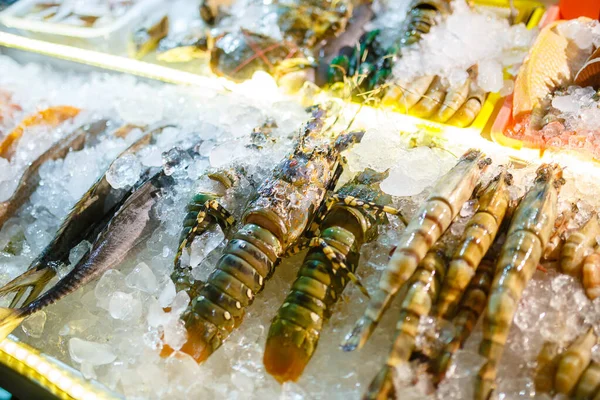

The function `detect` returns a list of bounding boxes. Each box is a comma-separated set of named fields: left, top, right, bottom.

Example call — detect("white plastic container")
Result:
left=0, top=0, right=163, bottom=54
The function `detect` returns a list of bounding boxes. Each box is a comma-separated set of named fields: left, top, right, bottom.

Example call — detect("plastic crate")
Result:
left=0, top=0, right=161, bottom=54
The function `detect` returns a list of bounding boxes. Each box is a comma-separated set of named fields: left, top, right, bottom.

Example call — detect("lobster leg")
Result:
left=309, top=237, right=369, bottom=297
left=324, top=194, right=408, bottom=225
left=174, top=199, right=236, bottom=267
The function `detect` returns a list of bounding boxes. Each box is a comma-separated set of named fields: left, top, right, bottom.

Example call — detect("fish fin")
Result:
left=0, top=267, right=55, bottom=308
left=363, top=365, right=396, bottom=400
left=341, top=315, right=377, bottom=352
left=0, top=307, right=25, bottom=341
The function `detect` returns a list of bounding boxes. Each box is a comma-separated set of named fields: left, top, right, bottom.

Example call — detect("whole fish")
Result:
left=0, top=124, right=172, bottom=308
left=0, top=119, right=110, bottom=229
left=0, top=170, right=175, bottom=340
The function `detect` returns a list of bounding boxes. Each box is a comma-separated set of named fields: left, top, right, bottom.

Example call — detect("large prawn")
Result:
left=342, top=149, right=490, bottom=351
left=434, top=170, right=512, bottom=320
left=476, top=164, right=564, bottom=400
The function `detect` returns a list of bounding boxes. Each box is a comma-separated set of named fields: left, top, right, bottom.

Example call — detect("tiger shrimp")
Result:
left=561, top=213, right=600, bottom=277
left=430, top=257, right=495, bottom=385
left=556, top=328, right=597, bottom=395
left=476, top=164, right=564, bottom=400
left=342, top=149, right=490, bottom=352
left=364, top=242, right=449, bottom=399
left=583, top=247, right=600, bottom=300
left=434, top=170, right=512, bottom=320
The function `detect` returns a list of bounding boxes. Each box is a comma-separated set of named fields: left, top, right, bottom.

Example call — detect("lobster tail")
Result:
left=263, top=322, right=312, bottom=383
left=265, top=225, right=360, bottom=382
left=179, top=223, right=281, bottom=362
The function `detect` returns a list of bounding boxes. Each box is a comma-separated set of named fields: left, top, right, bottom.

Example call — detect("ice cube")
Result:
left=68, top=240, right=91, bottom=266
left=552, top=95, right=580, bottom=114
left=169, top=291, right=190, bottom=317
left=477, top=60, right=504, bottom=93
left=162, top=147, right=192, bottom=177
left=189, top=225, right=225, bottom=268
left=80, top=362, right=96, bottom=380
left=164, top=319, right=188, bottom=351
left=147, top=298, right=170, bottom=328
left=165, top=351, right=203, bottom=388
left=21, top=311, right=47, bottom=338
left=69, top=338, right=116, bottom=366
left=126, top=262, right=158, bottom=294
left=108, top=291, right=142, bottom=321
left=143, top=330, right=163, bottom=351
left=95, top=270, right=127, bottom=310
left=158, top=279, right=177, bottom=308
left=106, top=154, right=143, bottom=189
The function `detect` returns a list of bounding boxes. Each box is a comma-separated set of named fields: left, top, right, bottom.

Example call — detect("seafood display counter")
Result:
left=4, top=1, right=600, bottom=400
left=0, top=0, right=552, bottom=135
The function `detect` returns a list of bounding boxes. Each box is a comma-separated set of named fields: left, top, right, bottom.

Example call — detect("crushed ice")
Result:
left=3, top=48, right=600, bottom=400
left=392, top=0, right=537, bottom=94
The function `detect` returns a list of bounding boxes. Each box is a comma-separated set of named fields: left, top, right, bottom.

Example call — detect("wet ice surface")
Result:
left=392, top=0, right=537, bottom=94
left=3, top=55, right=600, bottom=400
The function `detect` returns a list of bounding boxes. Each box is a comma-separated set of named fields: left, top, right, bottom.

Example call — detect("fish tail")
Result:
left=0, top=307, right=25, bottom=341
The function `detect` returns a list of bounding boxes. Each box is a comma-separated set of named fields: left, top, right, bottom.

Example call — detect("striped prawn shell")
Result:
left=389, top=242, right=448, bottom=365
left=365, top=243, right=448, bottom=400
left=534, top=341, right=562, bottom=394
left=561, top=213, right=600, bottom=277
left=264, top=172, right=390, bottom=382
left=555, top=328, right=597, bottom=395
left=431, top=257, right=495, bottom=385
left=476, top=164, right=563, bottom=400
left=435, top=171, right=511, bottom=320
left=402, top=0, right=451, bottom=46
left=574, top=360, right=600, bottom=399
left=364, top=149, right=488, bottom=331
left=177, top=111, right=361, bottom=363
left=583, top=250, right=600, bottom=300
